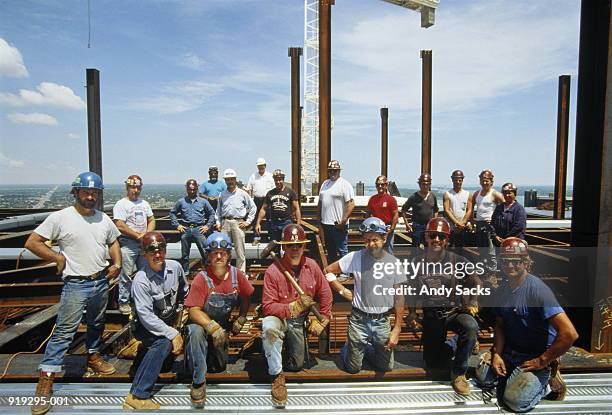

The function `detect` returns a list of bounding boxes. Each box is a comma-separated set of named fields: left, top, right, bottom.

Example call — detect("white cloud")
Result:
left=180, top=52, right=207, bottom=71
left=0, top=152, right=25, bottom=168
left=7, top=112, right=58, bottom=125
left=0, top=82, right=86, bottom=109
left=126, top=81, right=223, bottom=114
left=67, top=132, right=79, bottom=140
left=0, top=38, right=28, bottom=77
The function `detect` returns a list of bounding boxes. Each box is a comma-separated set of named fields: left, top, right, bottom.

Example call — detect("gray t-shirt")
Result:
left=339, top=249, right=406, bottom=314
left=34, top=206, right=120, bottom=277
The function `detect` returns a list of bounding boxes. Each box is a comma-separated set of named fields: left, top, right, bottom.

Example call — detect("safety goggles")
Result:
left=359, top=222, right=387, bottom=233
left=500, top=258, right=524, bottom=266
left=144, top=244, right=166, bottom=254
left=208, top=240, right=231, bottom=250
left=426, top=232, right=447, bottom=241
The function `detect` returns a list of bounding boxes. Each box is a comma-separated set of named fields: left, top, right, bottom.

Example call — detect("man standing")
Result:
left=246, top=158, right=275, bottom=225
left=366, top=175, right=398, bottom=254
left=216, top=169, right=256, bottom=272
left=123, top=232, right=188, bottom=410
left=25, top=172, right=121, bottom=415
left=199, top=166, right=227, bottom=211
left=471, top=170, right=504, bottom=273
left=324, top=217, right=405, bottom=374
left=113, top=174, right=156, bottom=315
left=318, top=160, right=355, bottom=263
left=262, top=224, right=332, bottom=407
left=475, top=238, right=578, bottom=412
left=184, top=232, right=254, bottom=407
left=492, top=182, right=527, bottom=243
left=255, top=169, right=301, bottom=244
left=169, top=179, right=216, bottom=273
left=407, top=217, right=481, bottom=396
left=443, top=170, right=473, bottom=249
left=401, top=173, right=439, bottom=248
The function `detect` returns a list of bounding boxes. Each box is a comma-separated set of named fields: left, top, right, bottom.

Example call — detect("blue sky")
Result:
left=0, top=0, right=580, bottom=187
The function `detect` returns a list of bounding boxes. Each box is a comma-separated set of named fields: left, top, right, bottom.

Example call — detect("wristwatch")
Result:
left=339, top=288, right=347, bottom=297
left=111, top=263, right=122, bottom=270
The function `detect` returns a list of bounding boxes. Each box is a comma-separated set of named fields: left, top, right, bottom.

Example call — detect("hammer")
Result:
left=260, top=242, right=324, bottom=322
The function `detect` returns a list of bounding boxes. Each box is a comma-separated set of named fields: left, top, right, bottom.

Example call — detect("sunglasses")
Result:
left=144, top=245, right=166, bottom=254
left=359, top=222, right=386, bottom=233
left=208, top=240, right=231, bottom=250
left=500, top=258, right=523, bottom=266
left=375, top=183, right=388, bottom=187
left=426, top=232, right=447, bottom=241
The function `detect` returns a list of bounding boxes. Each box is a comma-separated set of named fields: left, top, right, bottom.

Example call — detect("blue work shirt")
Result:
left=199, top=179, right=227, bottom=198
left=492, top=201, right=527, bottom=239
left=169, top=196, right=216, bottom=228
left=216, top=188, right=256, bottom=225
left=132, top=259, right=188, bottom=340
left=495, top=274, right=564, bottom=356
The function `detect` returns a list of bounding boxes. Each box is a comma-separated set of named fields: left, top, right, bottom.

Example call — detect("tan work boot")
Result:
left=118, top=304, right=132, bottom=315
left=122, top=393, right=161, bottom=410
left=31, top=371, right=54, bottom=415
left=451, top=372, right=471, bottom=396
left=190, top=382, right=206, bottom=407
left=547, top=358, right=566, bottom=401
left=271, top=372, right=288, bottom=407
left=87, top=352, right=117, bottom=375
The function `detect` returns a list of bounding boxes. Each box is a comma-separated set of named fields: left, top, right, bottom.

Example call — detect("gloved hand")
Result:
left=231, top=315, right=247, bottom=335
left=463, top=306, right=479, bottom=317
left=288, top=294, right=315, bottom=318
left=404, top=311, right=422, bottom=331
left=205, top=320, right=227, bottom=349
left=308, top=318, right=330, bottom=336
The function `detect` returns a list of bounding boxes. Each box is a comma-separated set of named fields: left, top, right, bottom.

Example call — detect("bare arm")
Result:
left=443, top=192, right=460, bottom=226
left=292, top=200, right=302, bottom=223
left=25, top=232, right=65, bottom=274
left=106, top=239, right=122, bottom=279
left=341, top=199, right=355, bottom=225
left=521, top=312, right=578, bottom=372
left=188, top=306, right=214, bottom=328
left=462, top=192, right=474, bottom=225
left=147, top=215, right=156, bottom=232
left=493, top=190, right=505, bottom=204
left=385, top=283, right=405, bottom=350
left=114, top=219, right=142, bottom=240
left=389, top=209, right=399, bottom=233
left=255, top=203, right=269, bottom=233
left=238, top=295, right=250, bottom=318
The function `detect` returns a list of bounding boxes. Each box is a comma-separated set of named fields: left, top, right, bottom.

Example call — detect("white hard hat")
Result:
left=256, top=158, right=266, bottom=166
left=223, top=168, right=237, bottom=178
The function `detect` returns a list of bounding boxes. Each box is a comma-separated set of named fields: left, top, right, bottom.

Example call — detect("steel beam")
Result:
left=381, top=108, right=389, bottom=177
left=318, top=0, right=334, bottom=187
left=554, top=75, right=571, bottom=220
left=86, top=68, right=103, bottom=210
left=289, top=47, right=303, bottom=198
left=420, top=50, right=432, bottom=175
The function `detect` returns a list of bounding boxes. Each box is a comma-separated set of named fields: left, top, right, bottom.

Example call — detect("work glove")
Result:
left=231, top=315, right=247, bottom=335
left=308, top=317, right=330, bottom=337
left=288, top=294, right=315, bottom=318
left=205, top=320, right=227, bottom=349
left=404, top=311, right=422, bottom=331
left=463, top=305, right=479, bottom=317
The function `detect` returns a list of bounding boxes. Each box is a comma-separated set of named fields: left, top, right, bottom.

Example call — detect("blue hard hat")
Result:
left=71, top=171, right=104, bottom=190
left=205, top=232, right=233, bottom=252
left=359, top=217, right=388, bottom=235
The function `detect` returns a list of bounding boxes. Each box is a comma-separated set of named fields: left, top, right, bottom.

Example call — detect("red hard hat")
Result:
left=277, top=224, right=308, bottom=245
left=425, top=217, right=451, bottom=235
left=500, top=237, right=529, bottom=258
left=479, top=169, right=494, bottom=179
left=451, top=170, right=465, bottom=179
left=141, top=232, right=167, bottom=252
left=418, top=173, right=432, bottom=183
left=125, top=174, right=143, bottom=187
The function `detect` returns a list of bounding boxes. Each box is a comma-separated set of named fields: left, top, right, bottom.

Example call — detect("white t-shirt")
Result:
left=113, top=197, right=153, bottom=234
left=319, top=177, right=355, bottom=225
left=445, top=189, right=470, bottom=221
left=34, top=206, right=120, bottom=277
left=246, top=171, right=275, bottom=198
left=339, top=249, right=406, bottom=314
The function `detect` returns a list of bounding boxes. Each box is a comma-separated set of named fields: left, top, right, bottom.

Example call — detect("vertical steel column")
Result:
left=318, top=0, right=334, bottom=187
left=554, top=75, right=571, bottom=220
left=421, top=50, right=432, bottom=175
left=289, top=47, right=303, bottom=198
left=86, top=68, right=103, bottom=210
left=381, top=108, right=389, bottom=177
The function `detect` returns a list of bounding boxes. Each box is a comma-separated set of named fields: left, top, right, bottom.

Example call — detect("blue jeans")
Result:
left=118, top=237, right=143, bottom=305
left=411, top=223, right=426, bottom=248
left=39, top=276, right=109, bottom=373
left=341, top=310, right=393, bottom=373
left=476, top=349, right=551, bottom=412
left=270, top=219, right=293, bottom=245
left=322, top=223, right=348, bottom=263
left=180, top=226, right=208, bottom=273
left=384, top=231, right=395, bottom=254
left=476, top=221, right=497, bottom=272
left=262, top=316, right=307, bottom=376
left=185, top=324, right=229, bottom=385
left=130, top=326, right=172, bottom=399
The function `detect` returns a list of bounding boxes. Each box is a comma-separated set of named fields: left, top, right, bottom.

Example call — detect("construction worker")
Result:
left=123, top=232, right=188, bottom=410
left=113, top=174, right=156, bottom=315
left=183, top=232, right=254, bottom=407
left=318, top=160, right=355, bottom=263
left=25, top=172, right=121, bottom=415
left=406, top=217, right=481, bottom=396
left=246, top=157, right=275, bottom=226
left=324, top=217, right=405, bottom=374
left=471, top=170, right=504, bottom=273
left=366, top=175, right=399, bottom=254
left=216, top=168, right=256, bottom=272
left=401, top=173, right=439, bottom=249
left=442, top=170, right=473, bottom=249
left=199, top=166, right=227, bottom=211
left=169, top=179, right=216, bottom=273
left=262, top=224, right=333, bottom=407
left=492, top=182, right=527, bottom=243
left=255, top=169, right=301, bottom=244
left=475, top=238, right=578, bottom=412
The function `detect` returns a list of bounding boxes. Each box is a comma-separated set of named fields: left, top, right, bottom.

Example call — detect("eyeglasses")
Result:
left=375, top=183, right=387, bottom=187
left=500, top=258, right=523, bottom=266
left=144, top=245, right=166, bottom=253
left=359, top=222, right=386, bottom=233
left=426, top=232, right=447, bottom=241
left=208, top=240, right=231, bottom=250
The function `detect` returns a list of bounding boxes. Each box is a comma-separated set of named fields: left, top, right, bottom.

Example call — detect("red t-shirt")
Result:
left=184, top=266, right=254, bottom=308
left=367, top=193, right=398, bottom=224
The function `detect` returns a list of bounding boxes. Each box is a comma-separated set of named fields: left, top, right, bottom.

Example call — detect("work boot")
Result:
left=190, top=382, right=206, bottom=407
left=271, top=372, right=288, bottom=407
left=31, top=371, right=54, bottom=415
left=118, top=303, right=132, bottom=315
left=122, top=393, right=161, bottom=410
left=450, top=372, right=471, bottom=396
left=87, top=352, right=116, bottom=375
left=547, top=358, right=566, bottom=401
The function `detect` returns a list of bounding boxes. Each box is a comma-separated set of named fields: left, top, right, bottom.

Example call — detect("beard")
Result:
left=77, top=197, right=96, bottom=209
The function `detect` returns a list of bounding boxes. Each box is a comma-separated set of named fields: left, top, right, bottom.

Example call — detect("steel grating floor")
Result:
left=0, top=373, right=610, bottom=414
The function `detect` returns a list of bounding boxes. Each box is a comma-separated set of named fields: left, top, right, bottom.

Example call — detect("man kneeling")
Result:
left=124, top=232, right=188, bottom=410
left=262, top=224, right=332, bottom=407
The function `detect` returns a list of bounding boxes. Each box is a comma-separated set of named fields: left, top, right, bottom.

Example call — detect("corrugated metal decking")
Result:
left=0, top=373, right=610, bottom=414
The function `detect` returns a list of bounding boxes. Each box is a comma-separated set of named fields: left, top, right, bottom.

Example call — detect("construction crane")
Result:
left=301, top=0, right=439, bottom=194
